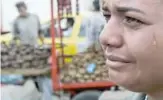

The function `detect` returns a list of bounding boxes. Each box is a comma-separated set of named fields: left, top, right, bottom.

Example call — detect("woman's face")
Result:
left=100, top=0, right=163, bottom=93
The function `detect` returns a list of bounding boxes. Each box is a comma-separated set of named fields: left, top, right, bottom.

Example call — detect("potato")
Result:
left=83, top=75, right=89, bottom=80
left=78, top=79, right=85, bottom=83
left=55, top=44, right=108, bottom=83
left=64, top=76, right=72, bottom=83
left=79, top=68, right=85, bottom=74
left=69, top=69, right=77, bottom=77
left=94, top=70, right=101, bottom=75
left=95, top=77, right=101, bottom=81
left=22, top=62, right=31, bottom=68
left=85, top=79, right=93, bottom=83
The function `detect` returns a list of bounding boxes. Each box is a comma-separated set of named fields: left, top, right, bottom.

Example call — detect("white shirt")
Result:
left=13, top=13, right=41, bottom=46
left=83, top=12, right=106, bottom=46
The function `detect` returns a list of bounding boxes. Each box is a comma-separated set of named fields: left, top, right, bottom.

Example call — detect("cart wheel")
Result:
left=72, top=90, right=102, bottom=100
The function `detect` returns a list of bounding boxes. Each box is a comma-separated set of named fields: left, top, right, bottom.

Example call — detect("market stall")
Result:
left=50, top=0, right=115, bottom=99
left=1, top=42, right=52, bottom=100
left=1, top=0, right=115, bottom=100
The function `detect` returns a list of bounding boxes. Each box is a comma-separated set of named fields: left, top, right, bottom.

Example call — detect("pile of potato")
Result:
left=1, top=42, right=51, bottom=69
left=60, top=45, right=108, bottom=83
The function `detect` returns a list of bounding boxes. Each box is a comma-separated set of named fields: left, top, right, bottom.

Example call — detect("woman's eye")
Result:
left=103, top=14, right=111, bottom=22
left=123, top=16, right=144, bottom=28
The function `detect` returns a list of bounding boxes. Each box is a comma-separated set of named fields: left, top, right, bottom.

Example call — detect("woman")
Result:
left=99, top=0, right=163, bottom=100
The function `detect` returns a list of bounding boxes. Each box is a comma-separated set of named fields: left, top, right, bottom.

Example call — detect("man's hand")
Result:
left=12, top=36, right=19, bottom=44
left=39, top=34, right=44, bottom=44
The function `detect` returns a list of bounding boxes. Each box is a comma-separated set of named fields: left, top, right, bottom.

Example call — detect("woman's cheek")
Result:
left=125, top=30, right=154, bottom=63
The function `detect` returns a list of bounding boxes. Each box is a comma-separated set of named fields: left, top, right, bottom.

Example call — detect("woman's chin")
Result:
left=109, top=69, right=143, bottom=92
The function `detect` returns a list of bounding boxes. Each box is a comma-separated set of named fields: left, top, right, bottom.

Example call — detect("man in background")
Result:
left=13, top=1, right=44, bottom=46
left=77, top=0, right=105, bottom=52
left=12, top=2, right=53, bottom=100
left=84, top=0, right=106, bottom=50
left=63, top=18, right=74, bottom=37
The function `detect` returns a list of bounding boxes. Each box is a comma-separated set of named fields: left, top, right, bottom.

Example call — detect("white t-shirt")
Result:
left=84, top=12, right=106, bottom=46
left=13, top=13, right=41, bottom=46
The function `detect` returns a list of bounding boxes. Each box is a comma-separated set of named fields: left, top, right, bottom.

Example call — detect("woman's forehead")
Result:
left=101, top=0, right=163, bottom=19
left=101, top=0, right=162, bottom=9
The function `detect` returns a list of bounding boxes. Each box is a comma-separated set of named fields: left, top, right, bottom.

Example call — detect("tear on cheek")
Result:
left=152, top=33, right=157, bottom=47
left=152, top=32, right=163, bottom=55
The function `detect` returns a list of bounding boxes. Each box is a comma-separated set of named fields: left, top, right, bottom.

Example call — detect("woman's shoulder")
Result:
left=125, top=93, right=146, bottom=100
left=99, top=91, right=146, bottom=100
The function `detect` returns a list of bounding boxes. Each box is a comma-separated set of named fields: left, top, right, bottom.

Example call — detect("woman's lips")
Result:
left=105, top=54, right=134, bottom=70
left=107, top=55, right=132, bottom=63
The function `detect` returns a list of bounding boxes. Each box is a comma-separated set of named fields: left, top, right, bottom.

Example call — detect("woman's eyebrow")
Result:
left=116, top=6, right=146, bottom=15
left=101, top=5, right=145, bottom=15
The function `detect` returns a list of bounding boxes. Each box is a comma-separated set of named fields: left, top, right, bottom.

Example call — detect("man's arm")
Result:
left=12, top=19, right=20, bottom=41
left=85, top=18, right=95, bottom=46
left=36, top=15, right=44, bottom=44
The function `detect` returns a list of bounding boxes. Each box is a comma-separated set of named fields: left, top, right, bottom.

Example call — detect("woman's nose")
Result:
left=99, top=19, right=124, bottom=49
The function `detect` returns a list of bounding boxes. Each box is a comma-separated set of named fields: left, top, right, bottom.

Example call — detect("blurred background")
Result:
left=1, top=0, right=134, bottom=100
left=1, top=0, right=94, bottom=31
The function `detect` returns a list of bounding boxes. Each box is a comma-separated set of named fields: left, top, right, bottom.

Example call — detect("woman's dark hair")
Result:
left=93, top=0, right=100, bottom=11
left=15, top=1, right=27, bottom=9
